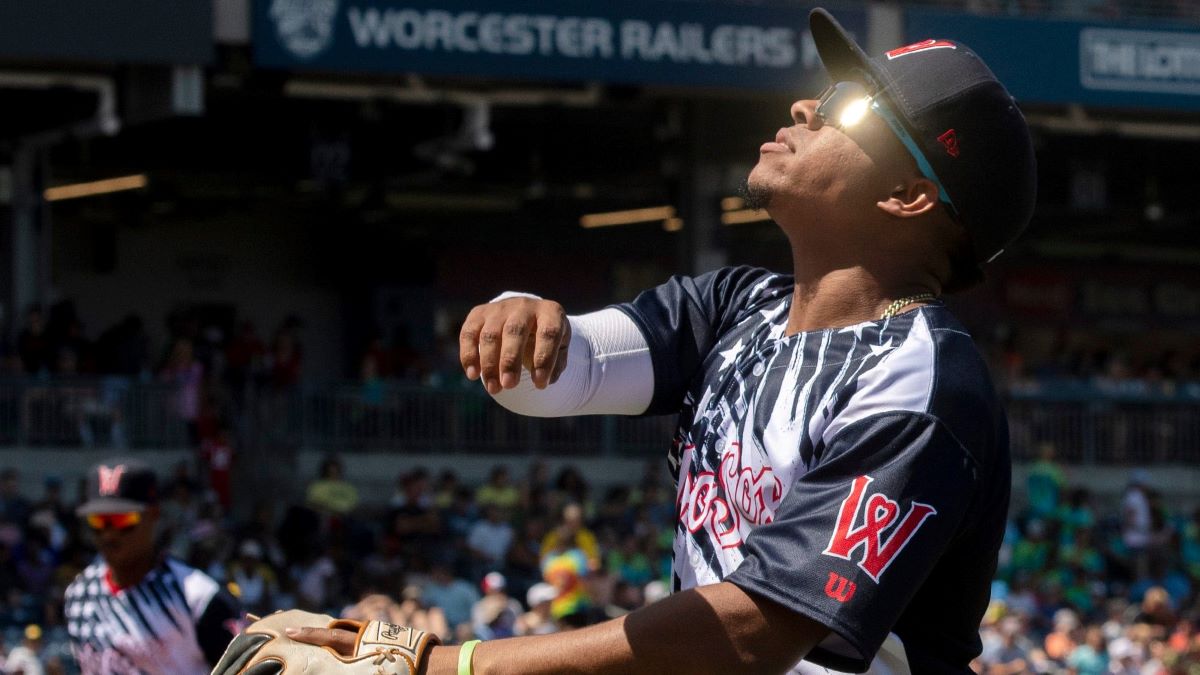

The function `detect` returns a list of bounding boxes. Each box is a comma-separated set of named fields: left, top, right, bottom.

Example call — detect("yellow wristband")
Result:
left=458, top=640, right=481, bottom=675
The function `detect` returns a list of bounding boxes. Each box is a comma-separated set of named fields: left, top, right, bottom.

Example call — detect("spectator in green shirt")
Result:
left=306, top=457, right=359, bottom=516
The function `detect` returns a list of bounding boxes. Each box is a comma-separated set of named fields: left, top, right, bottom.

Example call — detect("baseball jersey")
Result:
left=616, top=266, right=1010, bottom=674
left=65, top=556, right=242, bottom=674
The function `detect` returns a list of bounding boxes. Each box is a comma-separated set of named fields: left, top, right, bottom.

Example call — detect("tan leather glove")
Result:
left=211, top=609, right=440, bottom=674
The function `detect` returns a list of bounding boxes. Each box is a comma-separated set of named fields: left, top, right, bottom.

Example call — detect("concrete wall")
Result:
left=4, top=447, right=1199, bottom=515
left=51, top=211, right=344, bottom=378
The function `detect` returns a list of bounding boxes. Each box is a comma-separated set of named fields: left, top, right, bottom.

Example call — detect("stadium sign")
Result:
left=1080, top=28, right=1200, bottom=96
left=906, top=9, right=1200, bottom=111
left=255, top=0, right=862, bottom=91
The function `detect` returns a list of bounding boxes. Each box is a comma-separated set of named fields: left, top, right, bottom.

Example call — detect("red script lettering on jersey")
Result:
left=822, top=475, right=937, bottom=583
left=677, top=443, right=782, bottom=550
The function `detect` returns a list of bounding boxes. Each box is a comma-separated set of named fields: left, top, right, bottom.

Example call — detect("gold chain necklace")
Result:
left=881, top=293, right=937, bottom=319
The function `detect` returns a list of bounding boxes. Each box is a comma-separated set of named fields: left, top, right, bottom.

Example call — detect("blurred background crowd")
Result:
left=3, top=0, right=1200, bottom=672
left=0, top=446, right=1199, bottom=673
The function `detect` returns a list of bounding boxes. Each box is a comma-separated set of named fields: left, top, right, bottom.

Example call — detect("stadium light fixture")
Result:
left=721, top=209, right=771, bottom=225
left=580, top=206, right=676, bottom=229
left=44, top=174, right=148, bottom=202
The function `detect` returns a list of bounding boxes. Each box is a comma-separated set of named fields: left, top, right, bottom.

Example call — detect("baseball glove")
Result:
left=211, top=609, right=441, bottom=675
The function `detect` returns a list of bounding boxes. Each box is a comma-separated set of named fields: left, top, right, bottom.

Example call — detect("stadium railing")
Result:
left=0, top=377, right=1196, bottom=461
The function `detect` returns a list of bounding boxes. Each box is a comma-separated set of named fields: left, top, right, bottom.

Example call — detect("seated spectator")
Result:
left=515, top=582, right=559, bottom=636
left=432, top=470, right=460, bottom=511
left=540, top=503, right=599, bottom=570
left=305, top=457, right=358, bottom=517
left=1133, top=586, right=1175, bottom=634
left=4, top=623, right=45, bottom=675
left=466, top=505, right=513, bottom=581
left=470, top=572, right=522, bottom=640
left=290, top=544, right=338, bottom=612
left=420, top=560, right=478, bottom=632
left=1067, top=626, right=1108, bottom=675
left=0, top=469, right=31, bottom=526
left=389, top=469, right=441, bottom=561
left=475, top=466, right=519, bottom=512
left=985, top=616, right=1031, bottom=673
left=342, top=589, right=450, bottom=644
left=1026, top=442, right=1064, bottom=520
left=540, top=544, right=592, bottom=629
left=505, top=516, right=546, bottom=599
left=226, top=540, right=278, bottom=616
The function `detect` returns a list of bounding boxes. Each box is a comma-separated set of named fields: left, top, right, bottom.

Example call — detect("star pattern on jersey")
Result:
left=717, top=339, right=745, bottom=371
left=869, top=337, right=896, bottom=358
left=838, top=322, right=869, bottom=341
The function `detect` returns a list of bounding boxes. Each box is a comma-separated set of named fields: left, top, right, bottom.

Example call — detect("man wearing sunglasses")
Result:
left=247, top=7, right=1035, bottom=675
left=64, top=459, right=243, bottom=674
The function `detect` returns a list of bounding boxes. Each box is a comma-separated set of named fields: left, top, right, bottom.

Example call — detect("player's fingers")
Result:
left=498, top=313, right=534, bottom=389
left=549, top=338, right=570, bottom=385
left=458, top=307, right=486, bottom=381
left=529, top=304, right=567, bottom=389
left=477, top=314, right=508, bottom=395
left=285, top=626, right=358, bottom=657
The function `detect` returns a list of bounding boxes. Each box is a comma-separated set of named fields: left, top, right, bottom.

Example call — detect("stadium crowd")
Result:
left=0, top=446, right=1194, bottom=673
left=977, top=447, right=1200, bottom=673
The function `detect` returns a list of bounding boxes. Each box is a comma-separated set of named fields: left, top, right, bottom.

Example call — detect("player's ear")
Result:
left=876, top=177, right=938, bottom=220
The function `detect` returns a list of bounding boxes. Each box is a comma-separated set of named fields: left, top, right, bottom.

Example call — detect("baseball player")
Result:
left=215, top=7, right=1035, bottom=674
left=64, top=459, right=243, bottom=674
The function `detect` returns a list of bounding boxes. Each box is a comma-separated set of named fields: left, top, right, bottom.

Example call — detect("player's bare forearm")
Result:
left=419, top=582, right=828, bottom=675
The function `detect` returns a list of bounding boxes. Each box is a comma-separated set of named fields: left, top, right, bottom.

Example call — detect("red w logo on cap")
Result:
left=886, top=39, right=956, bottom=60
left=97, top=465, right=126, bottom=496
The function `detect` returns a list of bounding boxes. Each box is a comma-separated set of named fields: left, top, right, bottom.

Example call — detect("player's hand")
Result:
left=459, top=297, right=570, bottom=393
left=285, top=625, right=357, bottom=655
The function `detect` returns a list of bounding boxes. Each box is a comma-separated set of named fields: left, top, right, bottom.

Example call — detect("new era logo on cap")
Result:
left=938, top=129, right=960, bottom=158
left=886, top=39, right=957, bottom=60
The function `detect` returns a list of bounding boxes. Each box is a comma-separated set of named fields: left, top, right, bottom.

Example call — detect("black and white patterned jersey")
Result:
left=64, top=556, right=242, bottom=674
left=616, top=266, right=1010, bottom=674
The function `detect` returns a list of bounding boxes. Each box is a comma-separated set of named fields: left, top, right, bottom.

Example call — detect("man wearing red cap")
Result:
left=221, top=7, right=1034, bottom=674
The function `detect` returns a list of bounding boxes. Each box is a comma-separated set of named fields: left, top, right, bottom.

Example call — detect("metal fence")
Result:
left=0, top=377, right=188, bottom=447
left=0, top=378, right=1197, bottom=463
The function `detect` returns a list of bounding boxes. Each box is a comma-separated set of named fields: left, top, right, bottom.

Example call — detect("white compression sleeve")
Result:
left=490, top=306, right=654, bottom=417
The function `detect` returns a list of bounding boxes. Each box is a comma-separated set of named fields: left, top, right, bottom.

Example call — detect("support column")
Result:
left=8, top=143, right=44, bottom=338
left=679, top=102, right=728, bottom=276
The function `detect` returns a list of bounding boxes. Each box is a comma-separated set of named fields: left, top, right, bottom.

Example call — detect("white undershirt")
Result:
left=487, top=294, right=654, bottom=417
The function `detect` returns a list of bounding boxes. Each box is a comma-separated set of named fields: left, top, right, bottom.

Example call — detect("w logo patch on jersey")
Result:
left=822, top=475, right=937, bottom=582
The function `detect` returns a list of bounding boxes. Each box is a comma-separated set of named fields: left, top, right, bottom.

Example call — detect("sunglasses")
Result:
left=86, top=511, right=142, bottom=531
left=815, top=80, right=960, bottom=221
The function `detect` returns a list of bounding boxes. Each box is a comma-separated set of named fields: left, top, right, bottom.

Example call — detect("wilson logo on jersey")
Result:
left=885, top=39, right=956, bottom=60
left=822, top=475, right=937, bottom=583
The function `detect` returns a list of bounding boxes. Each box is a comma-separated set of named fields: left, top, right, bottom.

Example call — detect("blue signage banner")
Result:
left=0, top=0, right=212, bottom=65
left=906, top=9, right=1200, bottom=111
left=255, top=0, right=864, bottom=91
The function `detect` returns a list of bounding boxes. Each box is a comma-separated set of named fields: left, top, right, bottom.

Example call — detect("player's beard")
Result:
left=739, top=178, right=773, bottom=211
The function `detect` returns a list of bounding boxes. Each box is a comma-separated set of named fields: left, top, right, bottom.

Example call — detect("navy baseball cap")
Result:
left=809, top=8, right=1037, bottom=272
left=76, top=458, right=158, bottom=515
